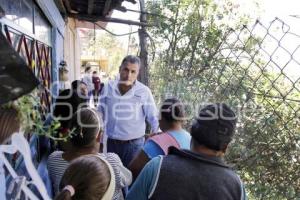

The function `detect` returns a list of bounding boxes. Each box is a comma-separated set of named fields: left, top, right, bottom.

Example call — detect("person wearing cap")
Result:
left=98, top=55, right=159, bottom=167
left=126, top=103, right=247, bottom=200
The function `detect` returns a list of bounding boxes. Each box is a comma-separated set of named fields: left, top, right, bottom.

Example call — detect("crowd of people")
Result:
left=46, top=55, right=246, bottom=200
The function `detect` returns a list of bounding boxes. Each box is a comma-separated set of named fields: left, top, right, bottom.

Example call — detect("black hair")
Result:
left=160, top=98, right=185, bottom=122
left=120, top=55, right=140, bottom=67
left=53, top=89, right=88, bottom=129
left=69, top=108, right=102, bottom=148
left=85, top=66, right=91, bottom=73
left=190, top=103, right=237, bottom=151
left=71, top=80, right=87, bottom=91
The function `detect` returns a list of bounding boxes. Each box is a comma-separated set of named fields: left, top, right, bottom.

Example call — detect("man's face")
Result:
left=119, top=62, right=139, bottom=86
left=79, top=83, right=88, bottom=97
left=86, top=69, right=91, bottom=74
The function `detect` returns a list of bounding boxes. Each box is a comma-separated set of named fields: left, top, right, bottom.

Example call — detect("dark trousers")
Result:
left=92, top=89, right=100, bottom=106
left=107, top=137, right=145, bottom=167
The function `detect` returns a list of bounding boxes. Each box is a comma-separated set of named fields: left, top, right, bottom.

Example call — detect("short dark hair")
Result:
left=120, top=55, right=140, bottom=68
left=190, top=103, right=237, bottom=151
left=160, top=98, right=185, bottom=122
left=85, top=66, right=91, bottom=72
left=71, top=80, right=87, bottom=91
left=69, top=108, right=102, bottom=148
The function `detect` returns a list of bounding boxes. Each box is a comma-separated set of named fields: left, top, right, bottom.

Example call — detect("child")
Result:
left=54, top=155, right=115, bottom=200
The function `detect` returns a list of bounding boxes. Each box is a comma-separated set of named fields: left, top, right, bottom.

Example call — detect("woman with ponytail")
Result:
left=55, top=155, right=115, bottom=200
left=129, top=98, right=191, bottom=180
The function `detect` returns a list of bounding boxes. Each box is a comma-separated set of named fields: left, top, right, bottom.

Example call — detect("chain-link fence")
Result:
left=206, top=18, right=299, bottom=200
left=150, top=18, right=300, bottom=199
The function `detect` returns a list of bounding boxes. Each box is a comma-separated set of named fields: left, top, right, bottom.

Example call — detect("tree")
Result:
left=146, top=0, right=300, bottom=199
left=81, top=30, right=128, bottom=77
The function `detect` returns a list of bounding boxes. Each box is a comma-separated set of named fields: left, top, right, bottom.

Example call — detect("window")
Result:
left=0, top=0, right=51, bottom=44
left=0, top=0, right=34, bottom=33
left=34, top=4, right=51, bottom=44
left=0, top=0, right=53, bottom=114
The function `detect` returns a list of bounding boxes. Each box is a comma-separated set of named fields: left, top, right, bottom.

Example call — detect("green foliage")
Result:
left=147, top=0, right=300, bottom=199
left=82, top=30, right=138, bottom=76
left=1, top=91, right=71, bottom=141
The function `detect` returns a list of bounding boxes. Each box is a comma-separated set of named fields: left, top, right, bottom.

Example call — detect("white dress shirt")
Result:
left=98, top=80, right=159, bottom=141
left=82, top=73, right=94, bottom=92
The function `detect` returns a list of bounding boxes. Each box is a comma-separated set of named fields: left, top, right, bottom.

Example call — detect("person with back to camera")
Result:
left=51, top=89, right=88, bottom=151
left=54, top=155, right=115, bottom=200
left=48, top=108, right=132, bottom=199
left=128, top=98, right=191, bottom=180
left=127, top=103, right=247, bottom=200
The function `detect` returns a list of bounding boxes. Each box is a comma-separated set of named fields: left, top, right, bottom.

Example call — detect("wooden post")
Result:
left=138, top=0, right=148, bottom=86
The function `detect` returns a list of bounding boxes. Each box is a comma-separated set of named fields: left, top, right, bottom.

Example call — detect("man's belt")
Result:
left=108, top=137, right=143, bottom=144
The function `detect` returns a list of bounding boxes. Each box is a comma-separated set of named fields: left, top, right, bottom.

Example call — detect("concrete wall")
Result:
left=63, top=18, right=81, bottom=83
left=37, top=2, right=82, bottom=91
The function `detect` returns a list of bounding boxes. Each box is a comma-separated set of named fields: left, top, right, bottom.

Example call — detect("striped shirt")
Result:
left=47, top=151, right=132, bottom=200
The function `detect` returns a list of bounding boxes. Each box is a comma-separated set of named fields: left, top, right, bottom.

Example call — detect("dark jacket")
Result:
left=150, top=147, right=244, bottom=200
left=92, top=76, right=101, bottom=91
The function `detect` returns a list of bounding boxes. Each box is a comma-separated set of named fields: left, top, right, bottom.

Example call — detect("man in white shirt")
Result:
left=98, top=55, right=159, bottom=167
left=82, top=66, right=94, bottom=95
